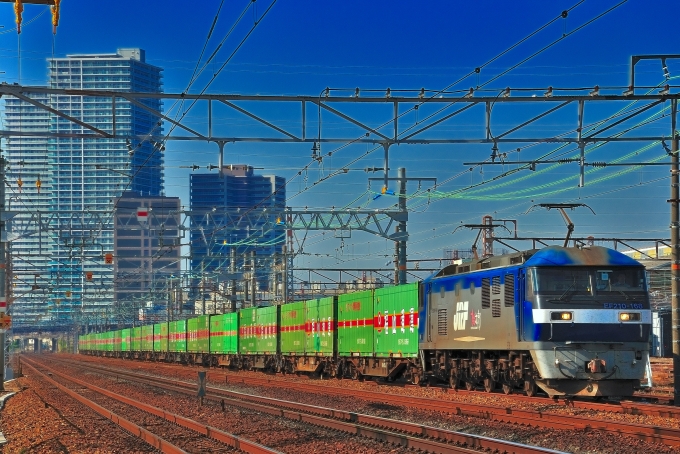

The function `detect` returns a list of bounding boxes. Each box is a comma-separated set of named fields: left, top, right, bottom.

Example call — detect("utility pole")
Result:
left=230, top=247, right=236, bottom=311
left=369, top=166, right=435, bottom=285
left=250, top=251, right=256, bottom=307
left=0, top=157, right=5, bottom=390
left=397, top=168, right=407, bottom=285
left=282, top=246, right=288, bottom=304
left=670, top=99, right=679, bottom=406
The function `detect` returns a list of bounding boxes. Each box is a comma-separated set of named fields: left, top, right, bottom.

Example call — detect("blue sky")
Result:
left=1, top=0, right=679, bottom=282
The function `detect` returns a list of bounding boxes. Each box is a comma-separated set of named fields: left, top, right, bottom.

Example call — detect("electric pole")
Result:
left=670, top=99, right=679, bottom=406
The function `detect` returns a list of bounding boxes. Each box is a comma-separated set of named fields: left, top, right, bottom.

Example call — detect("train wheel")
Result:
left=412, top=370, right=421, bottom=385
left=502, top=383, right=512, bottom=395
left=524, top=378, right=537, bottom=397
left=449, top=374, right=458, bottom=390
left=484, top=377, right=495, bottom=393
left=350, top=365, right=359, bottom=380
left=465, top=381, right=475, bottom=391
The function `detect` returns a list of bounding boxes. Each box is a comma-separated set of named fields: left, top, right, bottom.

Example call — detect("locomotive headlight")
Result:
left=551, top=311, right=573, bottom=321
left=619, top=312, right=641, bottom=322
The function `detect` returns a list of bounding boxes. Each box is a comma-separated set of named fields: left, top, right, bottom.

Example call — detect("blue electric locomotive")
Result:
left=418, top=245, right=650, bottom=397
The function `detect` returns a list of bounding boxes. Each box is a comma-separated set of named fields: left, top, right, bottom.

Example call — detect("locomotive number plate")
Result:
left=603, top=303, right=644, bottom=309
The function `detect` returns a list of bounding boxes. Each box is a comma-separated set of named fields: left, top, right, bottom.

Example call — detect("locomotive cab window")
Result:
left=531, top=268, right=592, bottom=297
left=595, top=269, right=645, bottom=293
left=527, top=266, right=649, bottom=308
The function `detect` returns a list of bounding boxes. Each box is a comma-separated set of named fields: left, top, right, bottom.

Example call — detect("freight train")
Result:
left=80, top=246, right=651, bottom=397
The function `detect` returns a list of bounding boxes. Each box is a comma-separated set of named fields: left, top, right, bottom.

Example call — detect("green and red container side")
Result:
left=131, top=327, right=143, bottom=351
left=336, top=284, right=419, bottom=357
left=239, top=308, right=257, bottom=354
left=373, top=283, right=419, bottom=357
left=141, top=325, right=154, bottom=351
left=187, top=315, right=210, bottom=353
left=169, top=319, right=187, bottom=353
left=337, top=290, right=374, bottom=356
left=113, top=329, right=123, bottom=352
left=256, top=306, right=279, bottom=354
left=210, top=312, right=238, bottom=354
left=154, top=322, right=169, bottom=353
left=304, top=297, right=336, bottom=356
left=121, top=329, right=131, bottom=352
left=239, top=306, right=280, bottom=354
left=280, top=301, right=305, bottom=355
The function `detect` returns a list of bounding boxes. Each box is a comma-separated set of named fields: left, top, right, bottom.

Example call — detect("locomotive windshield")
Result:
left=527, top=266, right=648, bottom=306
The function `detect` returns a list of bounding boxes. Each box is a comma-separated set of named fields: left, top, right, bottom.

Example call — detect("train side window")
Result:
left=455, top=281, right=461, bottom=297
left=526, top=269, right=536, bottom=298
left=470, top=281, right=476, bottom=295
left=440, top=286, right=445, bottom=299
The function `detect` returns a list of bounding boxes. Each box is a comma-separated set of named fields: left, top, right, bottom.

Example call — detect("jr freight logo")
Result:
left=453, top=301, right=468, bottom=331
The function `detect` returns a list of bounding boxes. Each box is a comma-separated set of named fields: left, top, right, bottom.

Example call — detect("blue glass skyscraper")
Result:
left=190, top=165, right=285, bottom=305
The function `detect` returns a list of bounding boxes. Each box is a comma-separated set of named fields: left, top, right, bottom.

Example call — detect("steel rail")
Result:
left=22, top=357, right=280, bottom=454
left=20, top=360, right=188, bottom=454
left=221, top=374, right=680, bottom=446
left=53, top=356, right=561, bottom=454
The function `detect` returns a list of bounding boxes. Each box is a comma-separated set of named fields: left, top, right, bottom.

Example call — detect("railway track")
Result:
left=37, top=355, right=566, bottom=454
left=58, top=355, right=680, bottom=450
left=218, top=373, right=680, bottom=446
left=217, top=369, right=680, bottom=420
left=21, top=356, right=280, bottom=454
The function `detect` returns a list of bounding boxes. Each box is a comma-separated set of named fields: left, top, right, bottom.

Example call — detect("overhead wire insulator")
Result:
left=591, top=162, right=607, bottom=167
left=558, top=158, right=573, bottom=164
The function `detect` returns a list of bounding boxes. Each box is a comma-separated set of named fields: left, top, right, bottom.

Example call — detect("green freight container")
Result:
left=141, top=325, right=154, bottom=351
left=113, top=329, right=123, bottom=352
left=256, top=306, right=279, bottom=355
left=338, top=290, right=374, bottom=356
left=374, top=283, right=419, bottom=358
left=95, top=332, right=101, bottom=351
left=152, top=323, right=170, bottom=353
left=121, top=328, right=131, bottom=352
left=169, top=319, right=187, bottom=353
left=210, top=313, right=238, bottom=354
left=131, top=327, right=142, bottom=351
left=160, top=322, right=169, bottom=352
left=187, top=315, right=210, bottom=353
left=305, top=297, right=336, bottom=356
left=239, top=308, right=257, bottom=354
left=280, top=301, right=305, bottom=355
